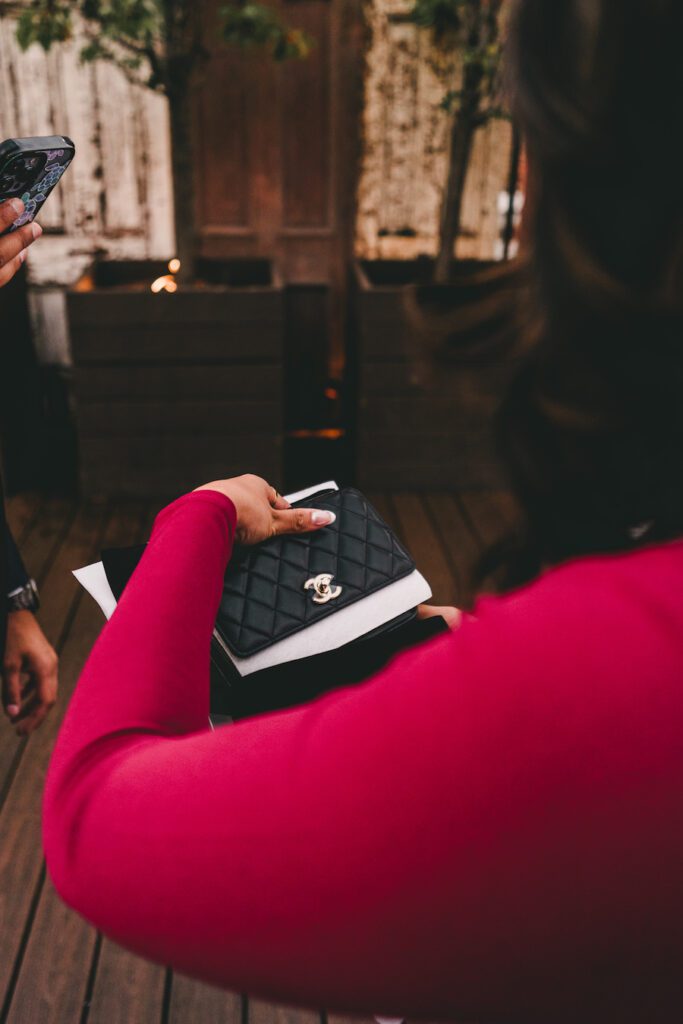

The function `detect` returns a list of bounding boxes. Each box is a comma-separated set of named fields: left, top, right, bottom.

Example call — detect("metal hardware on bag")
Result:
left=304, top=572, right=342, bottom=604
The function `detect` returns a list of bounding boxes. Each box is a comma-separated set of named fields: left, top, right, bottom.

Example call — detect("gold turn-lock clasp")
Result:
left=304, top=572, right=342, bottom=604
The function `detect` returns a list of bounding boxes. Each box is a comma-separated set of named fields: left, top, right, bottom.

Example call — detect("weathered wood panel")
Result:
left=0, top=11, right=174, bottom=276
left=0, top=4, right=174, bottom=373
left=356, top=0, right=513, bottom=262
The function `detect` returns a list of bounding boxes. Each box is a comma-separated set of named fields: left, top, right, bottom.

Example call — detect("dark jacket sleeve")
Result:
left=5, top=521, right=29, bottom=595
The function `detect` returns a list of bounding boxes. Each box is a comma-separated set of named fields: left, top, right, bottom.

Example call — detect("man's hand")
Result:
left=417, top=604, right=461, bottom=629
left=0, top=199, right=42, bottom=288
left=2, top=611, right=58, bottom=737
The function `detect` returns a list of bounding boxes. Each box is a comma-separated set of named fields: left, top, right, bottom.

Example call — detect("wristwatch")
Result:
left=7, top=578, right=40, bottom=613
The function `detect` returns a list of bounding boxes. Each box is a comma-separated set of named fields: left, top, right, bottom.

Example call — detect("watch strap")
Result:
left=7, top=578, right=40, bottom=612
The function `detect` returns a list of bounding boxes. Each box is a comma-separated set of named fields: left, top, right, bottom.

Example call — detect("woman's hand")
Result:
left=0, top=199, right=42, bottom=287
left=195, top=474, right=335, bottom=545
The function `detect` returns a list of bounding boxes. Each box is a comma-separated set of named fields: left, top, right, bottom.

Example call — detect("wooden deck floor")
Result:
left=0, top=489, right=516, bottom=1024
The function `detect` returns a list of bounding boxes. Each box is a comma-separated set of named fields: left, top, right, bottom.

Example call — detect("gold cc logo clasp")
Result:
left=304, top=572, right=343, bottom=604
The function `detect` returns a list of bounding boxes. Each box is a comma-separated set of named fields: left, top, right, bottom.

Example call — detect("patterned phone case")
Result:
left=0, top=136, right=75, bottom=232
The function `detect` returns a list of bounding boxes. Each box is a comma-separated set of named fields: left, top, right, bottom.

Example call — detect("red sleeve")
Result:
left=43, top=493, right=683, bottom=1021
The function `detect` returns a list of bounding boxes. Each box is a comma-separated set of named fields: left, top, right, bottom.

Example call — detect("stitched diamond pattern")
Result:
left=216, top=489, right=415, bottom=657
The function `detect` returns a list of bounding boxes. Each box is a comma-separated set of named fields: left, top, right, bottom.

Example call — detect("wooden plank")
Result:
left=68, top=290, right=283, bottom=329
left=422, top=493, right=483, bottom=610
left=88, top=939, right=166, bottom=1024
left=281, top=2, right=331, bottom=228
left=360, top=356, right=512, bottom=395
left=72, top=364, right=282, bottom=401
left=70, top=324, right=283, bottom=364
left=95, top=60, right=146, bottom=236
left=10, top=497, right=76, bottom=588
left=4, top=502, right=146, bottom=1024
left=79, top=436, right=283, bottom=500
left=389, top=494, right=459, bottom=607
left=76, top=400, right=282, bottom=437
left=3, top=493, right=43, bottom=544
left=361, top=396, right=496, bottom=433
left=70, top=328, right=284, bottom=367
left=132, top=83, right=174, bottom=259
left=327, top=1015, right=377, bottom=1024
left=248, top=999, right=321, bottom=1024
left=365, top=492, right=396, bottom=530
left=367, top=492, right=459, bottom=611
left=4, top=874, right=97, bottom=1024
left=458, top=490, right=519, bottom=552
left=0, top=502, right=112, bottom=1007
left=168, top=974, right=241, bottom=1024
left=457, top=490, right=520, bottom=600
left=357, top=443, right=505, bottom=492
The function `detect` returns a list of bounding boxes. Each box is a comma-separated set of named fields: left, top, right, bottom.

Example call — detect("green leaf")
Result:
left=408, top=0, right=464, bottom=42
left=15, top=3, right=74, bottom=52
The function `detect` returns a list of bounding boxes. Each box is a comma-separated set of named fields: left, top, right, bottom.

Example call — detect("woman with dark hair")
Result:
left=43, top=2, right=683, bottom=1020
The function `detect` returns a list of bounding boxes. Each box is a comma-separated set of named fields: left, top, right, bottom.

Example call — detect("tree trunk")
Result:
left=434, top=103, right=478, bottom=284
left=167, top=71, right=196, bottom=285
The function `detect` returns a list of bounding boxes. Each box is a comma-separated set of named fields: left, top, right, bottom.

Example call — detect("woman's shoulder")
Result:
left=494, top=535, right=683, bottom=614
left=460, top=536, right=683, bottom=686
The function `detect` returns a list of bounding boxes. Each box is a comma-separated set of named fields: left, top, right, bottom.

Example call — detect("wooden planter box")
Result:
left=68, top=259, right=284, bottom=499
left=352, top=258, right=519, bottom=491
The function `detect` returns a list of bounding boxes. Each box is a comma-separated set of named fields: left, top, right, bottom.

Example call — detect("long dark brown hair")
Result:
left=483, top=0, right=683, bottom=588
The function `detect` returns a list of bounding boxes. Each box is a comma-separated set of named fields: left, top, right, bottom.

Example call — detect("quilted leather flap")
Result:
left=216, top=488, right=415, bottom=657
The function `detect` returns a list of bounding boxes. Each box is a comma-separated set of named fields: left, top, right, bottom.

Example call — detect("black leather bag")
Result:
left=215, top=487, right=416, bottom=657
left=102, top=488, right=446, bottom=720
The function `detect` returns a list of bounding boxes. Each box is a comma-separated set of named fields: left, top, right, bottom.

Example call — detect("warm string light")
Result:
left=150, top=258, right=181, bottom=293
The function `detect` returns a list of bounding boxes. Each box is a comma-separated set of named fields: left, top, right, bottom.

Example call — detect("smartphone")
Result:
left=0, top=135, right=75, bottom=234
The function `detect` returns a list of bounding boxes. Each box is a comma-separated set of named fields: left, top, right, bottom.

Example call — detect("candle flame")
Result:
left=168, top=258, right=181, bottom=274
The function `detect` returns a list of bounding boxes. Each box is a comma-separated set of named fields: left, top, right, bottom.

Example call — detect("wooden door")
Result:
left=193, top=0, right=362, bottom=291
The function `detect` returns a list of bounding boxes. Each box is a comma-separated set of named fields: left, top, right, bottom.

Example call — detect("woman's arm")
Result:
left=43, top=488, right=683, bottom=1021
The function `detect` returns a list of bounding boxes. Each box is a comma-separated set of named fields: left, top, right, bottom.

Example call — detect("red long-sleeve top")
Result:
left=43, top=491, right=683, bottom=1021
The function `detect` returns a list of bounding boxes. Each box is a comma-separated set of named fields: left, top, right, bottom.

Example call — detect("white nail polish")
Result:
left=311, top=510, right=335, bottom=526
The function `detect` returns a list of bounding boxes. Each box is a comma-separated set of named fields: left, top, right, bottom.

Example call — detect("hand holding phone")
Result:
left=0, top=135, right=75, bottom=288
left=0, top=136, right=75, bottom=234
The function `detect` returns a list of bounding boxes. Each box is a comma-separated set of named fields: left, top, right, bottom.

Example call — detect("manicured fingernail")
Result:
left=9, top=198, right=24, bottom=215
left=31, top=222, right=42, bottom=239
left=311, top=510, right=335, bottom=525
left=7, top=704, right=19, bottom=717
left=19, top=249, right=26, bottom=263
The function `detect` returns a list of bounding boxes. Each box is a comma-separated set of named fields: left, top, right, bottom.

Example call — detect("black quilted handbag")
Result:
left=101, top=488, right=447, bottom=720
left=214, top=487, right=415, bottom=658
